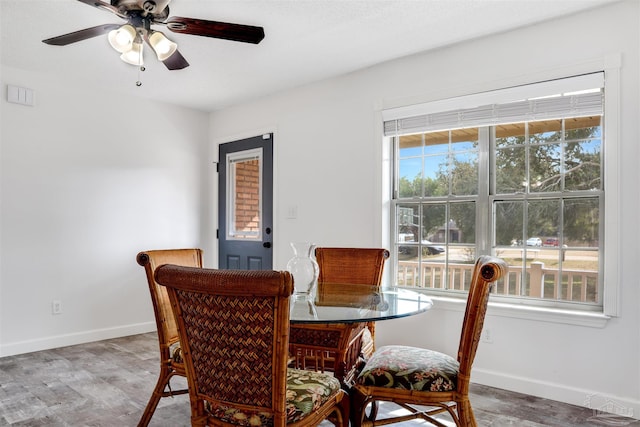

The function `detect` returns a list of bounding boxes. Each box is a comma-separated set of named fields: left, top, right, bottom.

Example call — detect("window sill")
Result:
left=429, top=296, right=611, bottom=328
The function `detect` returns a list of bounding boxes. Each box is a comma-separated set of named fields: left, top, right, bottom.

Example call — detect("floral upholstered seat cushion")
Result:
left=205, top=368, right=342, bottom=426
left=169, top=342, right=184, bottom=365
left=357, top=345, right=459, bottom=392
left=286, top=368, right=342, bottom=423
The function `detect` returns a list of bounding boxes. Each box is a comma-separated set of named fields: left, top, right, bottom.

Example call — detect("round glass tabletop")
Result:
left=289, top=284, right=433, bottom=324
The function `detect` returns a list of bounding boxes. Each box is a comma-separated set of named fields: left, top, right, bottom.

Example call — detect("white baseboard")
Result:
left=473, top=368, right=640, bottom=422
left=0, top=322, right=156, bottom=357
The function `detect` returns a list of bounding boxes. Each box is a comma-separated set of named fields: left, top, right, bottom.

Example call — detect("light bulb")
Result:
left=108, top=24, right=136, bottom=53
left=148, top=31, right=178, bottom=61
left=120, top=41, right=144, bottom=66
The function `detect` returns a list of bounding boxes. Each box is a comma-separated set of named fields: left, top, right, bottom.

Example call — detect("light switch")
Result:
left=7, top=84, right=34, bottom=106
left=24, top=88, right=34, bottom=106
left=7, top=85, right=19, bottom=103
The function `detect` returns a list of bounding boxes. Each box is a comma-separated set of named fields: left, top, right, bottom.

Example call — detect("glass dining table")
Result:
left=288, top=283, right=433, bottom=387
left=289, top=283, right=433, bottom=323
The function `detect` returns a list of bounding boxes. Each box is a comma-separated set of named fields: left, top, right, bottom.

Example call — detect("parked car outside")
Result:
left=526, top=237, right=542, bottom=247
left=544, top=238, right=559, bottom=247
left=422, top=240, right=445, bottom=255
left=398, top=234, right=445, bottom=257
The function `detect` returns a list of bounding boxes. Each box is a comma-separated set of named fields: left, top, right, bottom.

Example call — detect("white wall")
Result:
left=0, top=65, right=209, bottom=356
left=209, top=0, right=640, bottom=415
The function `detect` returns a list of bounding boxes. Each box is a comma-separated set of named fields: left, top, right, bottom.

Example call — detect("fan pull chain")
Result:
left=136, top=46, right=144, bottom=87
left=136, top=66, right=145, bottom=87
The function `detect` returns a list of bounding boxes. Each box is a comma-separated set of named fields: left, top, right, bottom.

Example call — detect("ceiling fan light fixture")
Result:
left=148, top=31, right=178, bottom=61
left=120, top=40, right=144, bottom=66
left=42, top=1, right=265, bottom=72
left=108, top=24, right=136, bottom=53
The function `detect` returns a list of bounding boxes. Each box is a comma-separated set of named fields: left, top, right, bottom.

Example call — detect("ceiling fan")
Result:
left=42, top=0, right=265, bottom=70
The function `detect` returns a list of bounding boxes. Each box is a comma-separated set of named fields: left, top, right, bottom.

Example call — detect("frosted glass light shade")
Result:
left=120, top=41, right=144, bottom=66
left=108, top=24, right=136, bottom=53
left=148, top=31, right=178, bottom=61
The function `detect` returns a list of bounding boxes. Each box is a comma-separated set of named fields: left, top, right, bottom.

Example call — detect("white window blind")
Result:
left=383, top=72, right=604, bottom=136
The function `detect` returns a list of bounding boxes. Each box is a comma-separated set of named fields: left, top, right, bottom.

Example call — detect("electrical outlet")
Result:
left=52, top=300, right=63, bottom=315
left=481, top=328, right=493, bottom=343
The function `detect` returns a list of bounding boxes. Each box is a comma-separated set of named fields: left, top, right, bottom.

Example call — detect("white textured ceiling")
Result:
left=1, top=0, right=618, bottom=112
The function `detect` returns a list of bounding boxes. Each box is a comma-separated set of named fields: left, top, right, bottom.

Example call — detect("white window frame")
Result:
left=382, top=59, right=621, bottom=326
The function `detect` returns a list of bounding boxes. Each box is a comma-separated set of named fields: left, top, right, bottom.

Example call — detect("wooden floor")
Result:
left=0, top=332, right=636, bottom=426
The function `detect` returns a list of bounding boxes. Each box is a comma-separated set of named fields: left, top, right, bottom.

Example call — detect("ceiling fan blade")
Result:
left=165, top=17, right=265, bottom=44
left=42, top=24, right=120, bottom=46
left=76, top=0, right=126, bottom=18
left=78, top=0, right=127, bottom=19
left=162, top=49, right=190, bottom=70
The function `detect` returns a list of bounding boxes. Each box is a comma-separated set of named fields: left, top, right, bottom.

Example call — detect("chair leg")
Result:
left=191, top=415, right=208, bottom=427
left=350, top=388, right=374, bottom=427
left=337, top=391, right=350, bottom=427
left=456, top=399, right=477, bottom=427
left=137, top=368, right=171, bottom=427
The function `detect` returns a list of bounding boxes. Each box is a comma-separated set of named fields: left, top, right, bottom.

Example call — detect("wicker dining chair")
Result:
left=317, top=247, right=390, bottom=359
left=351, top=255, right=508, bottom=427
left=136, top=248, right=203, bottom=427
left=154, top=264, right=349, bottom=427
left=289, top=247, right=389, bottom=386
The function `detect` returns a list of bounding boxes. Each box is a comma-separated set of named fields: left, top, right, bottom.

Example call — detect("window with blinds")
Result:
left=388, top=73, right=605, bottom=311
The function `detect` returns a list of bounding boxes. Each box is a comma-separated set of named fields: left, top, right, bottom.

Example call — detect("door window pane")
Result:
left=227, top=148, right=262, bottom=240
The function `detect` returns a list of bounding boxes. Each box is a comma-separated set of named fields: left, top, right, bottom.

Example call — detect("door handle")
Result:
left=263, top=242, right=272, bottom=248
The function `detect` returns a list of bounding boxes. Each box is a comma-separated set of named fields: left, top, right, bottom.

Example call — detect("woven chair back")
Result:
left=316, top=247, right=389, bottom=286
left=154, top=265, right=294, bottom=424
left=137, top=249, right=203, bottom=346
